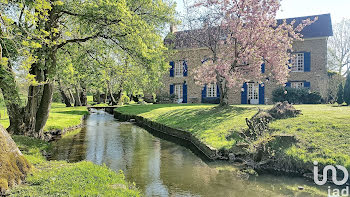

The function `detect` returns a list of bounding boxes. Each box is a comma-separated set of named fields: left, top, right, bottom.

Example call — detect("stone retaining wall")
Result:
left=114, top=111, right=219, bottom=160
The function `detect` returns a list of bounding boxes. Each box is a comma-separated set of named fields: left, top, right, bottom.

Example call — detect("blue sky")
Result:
left=176, top=0, right=350, bottom=24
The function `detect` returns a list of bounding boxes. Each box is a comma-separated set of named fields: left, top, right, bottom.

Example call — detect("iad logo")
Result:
left=313, top=161, right=349, bottom=186
left=313, top=161, right=349, bottom=197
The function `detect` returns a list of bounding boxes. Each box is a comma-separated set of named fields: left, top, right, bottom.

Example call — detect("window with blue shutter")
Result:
left=285, top=82, right=291, bottom=87
left=241, top=83, right=248, bottom=104
left=183, top=61, right=188, bottom=77
left=304, top=81, right=310, bottom=88
left=201, top=85, right=207, bottom=103
left=170, top=84, right=174, bottom=95
left=261, top=63, right=265, bottom=73
left=169, top=61, right=174, bottom=77
left=304, top=52, right=311, bottom=72
left=259, top=84, right=265, bottom=104
left=182, top=83, right=187, bottom=103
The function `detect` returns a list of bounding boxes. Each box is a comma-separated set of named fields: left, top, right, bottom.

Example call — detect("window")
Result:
left=206, top=83, right=217, bottom=97
left=291, top=53, right=304, bottom=72
left=248, top=83, right=259, bottom=101
left=291, top=82, right=304, bottom=89
left=175, top=61, right=183, bottom=77
left=174, top=84, right=183, bottom=99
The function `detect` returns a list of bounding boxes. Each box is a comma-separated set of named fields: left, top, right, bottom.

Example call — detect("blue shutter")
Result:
left=288, top=58, right=292, bottom=69
left=304, top=81, right=310, bottom=88
left=201, top=85, right=207, bottom=103
left=170, top=84, right=174, bottom=94
left=169, top=61, right=174, bottom=77
left=261, top=63, right=265, bottom=73
left=259, top=84, right=265, bottom=104
left=183, top=83, right=187, bottom=103
left=241, top=83, right=248, bottom=104
left=285, top=82, right=291, bottom=87
left=304, top=52, right=311, bottom=72
left=183, top=61, right=188, bottom=76
left=216, top=84, right=220, bottom=98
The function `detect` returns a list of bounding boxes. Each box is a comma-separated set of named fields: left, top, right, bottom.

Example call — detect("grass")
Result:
left=270, top=105, right=350, bottom=168
left=116, top=104, right=269, bottom=149
left=116, top=104, right=350, bottom=169
left=9, top=135, right=140, bottom=196
left=0, top=103, right=89, bottom=132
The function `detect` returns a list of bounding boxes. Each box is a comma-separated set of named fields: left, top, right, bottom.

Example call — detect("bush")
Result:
left=272, top=86, right=321, bottom=104
left=202, top=97, right=220, bottom=104
left=120, top=95, right=130, bottom=105
left=336, top=83, right=344, bottom=104
left=344, top=74, right=350, bottom=105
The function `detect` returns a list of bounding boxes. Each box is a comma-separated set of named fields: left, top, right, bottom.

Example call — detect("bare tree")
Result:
left=328, top=19, right=350, bottom=76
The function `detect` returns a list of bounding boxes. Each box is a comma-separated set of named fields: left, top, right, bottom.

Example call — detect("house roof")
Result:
left=166, top=14, right=333, bottom=49
left=277, top=13, right=333, bottom=39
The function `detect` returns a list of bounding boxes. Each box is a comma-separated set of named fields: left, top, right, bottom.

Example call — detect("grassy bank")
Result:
left=9, top=135, right=140, bottom=196
left=0, top=103, right=88, bottom=132
left=0, top=101, right=140, bottom=196
left=116, top=104, right=265, bottom=149
left=115, top=104, right=350, bottom=168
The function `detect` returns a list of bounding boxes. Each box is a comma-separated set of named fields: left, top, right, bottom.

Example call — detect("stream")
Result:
left=48, top=110, right=327, bottom=197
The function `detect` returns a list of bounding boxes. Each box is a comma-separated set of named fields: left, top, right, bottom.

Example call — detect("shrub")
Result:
left=272, top=86, right=321, bottom=104
left=344, top=74, right=350, bottom=105
left=202, top=97, right=220, bottom=104
left=336, top=83, right=344, bottom=104
left=120, top=95, right=130, bottom=105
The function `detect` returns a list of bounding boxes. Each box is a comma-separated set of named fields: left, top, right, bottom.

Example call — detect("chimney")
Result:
left=170, top=24, right=177, bottom=33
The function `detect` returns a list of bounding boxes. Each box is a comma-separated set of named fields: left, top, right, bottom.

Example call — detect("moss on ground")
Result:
left=0, top=128, right=31, bottom=194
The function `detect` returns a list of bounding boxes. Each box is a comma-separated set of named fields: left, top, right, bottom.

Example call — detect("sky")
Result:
left=176, top=0, right=350, bottom=24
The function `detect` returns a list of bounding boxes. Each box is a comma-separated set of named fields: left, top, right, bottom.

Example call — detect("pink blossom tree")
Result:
left=185, top=0, right=316, bottom=106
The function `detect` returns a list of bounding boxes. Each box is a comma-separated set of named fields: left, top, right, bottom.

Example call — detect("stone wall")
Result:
left=162, top=37, right=329, bottom=105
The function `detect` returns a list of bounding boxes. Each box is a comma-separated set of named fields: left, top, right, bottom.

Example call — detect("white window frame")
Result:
left=291, top=53, right=304, bottom=72
left=174, top=61, right=183, bottom=77
left=206, top=83, right=217, bottom=98
left=174, top=84, right=183, bottom=100
left=248, top=83, right=259, bottom=101
left=291, top=82, right=304, bottom=89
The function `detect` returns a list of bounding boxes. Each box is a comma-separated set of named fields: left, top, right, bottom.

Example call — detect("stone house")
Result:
left=162, top=14, right=333, bottom=105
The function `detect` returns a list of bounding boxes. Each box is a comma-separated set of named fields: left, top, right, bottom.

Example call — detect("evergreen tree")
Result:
left=344, top=74, right=350, bottom=105
left=336, top=83, right=344, bottom=104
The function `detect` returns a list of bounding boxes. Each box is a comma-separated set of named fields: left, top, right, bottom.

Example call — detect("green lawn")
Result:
left=116, top=104, right=350, bottom=168
left=0, top=103, right=88, bottom=132
left=270, top=105, right=350, bottom=168
left=116, top=104, right=270, bottom=149
left=10, top=135, right=140, bottom=196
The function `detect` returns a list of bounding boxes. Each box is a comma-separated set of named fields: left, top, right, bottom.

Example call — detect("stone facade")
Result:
left=160, top=14, right=332, bottom=105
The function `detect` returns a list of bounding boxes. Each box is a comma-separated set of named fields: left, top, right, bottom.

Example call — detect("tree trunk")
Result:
left=96, top=90, right=101, bottom=104
left=68, top=88, right=75, bottom=104
left=58, top=80, right=71, bottom=107
left=80, top=84, right=87, bottom=106
left=108, top=84, right=118, bottom=105
left=217, top=75, right=229, bottom=106
left=74, top=87, right=82, bottom=106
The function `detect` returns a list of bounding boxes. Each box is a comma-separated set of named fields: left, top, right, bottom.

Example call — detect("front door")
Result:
left=248, top=83, right=259, bottom=104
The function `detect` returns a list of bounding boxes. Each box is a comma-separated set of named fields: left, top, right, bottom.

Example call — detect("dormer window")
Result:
left=291, top=53, right=304, bottom=72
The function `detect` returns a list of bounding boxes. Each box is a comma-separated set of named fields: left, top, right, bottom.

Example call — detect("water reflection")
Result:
left=48, top=110, right=327, bottom=197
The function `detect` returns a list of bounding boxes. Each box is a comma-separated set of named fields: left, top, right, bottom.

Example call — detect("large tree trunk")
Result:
left=58, top=80, right=71, bottom=107
left=74, top=87, right=82, bottom=107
